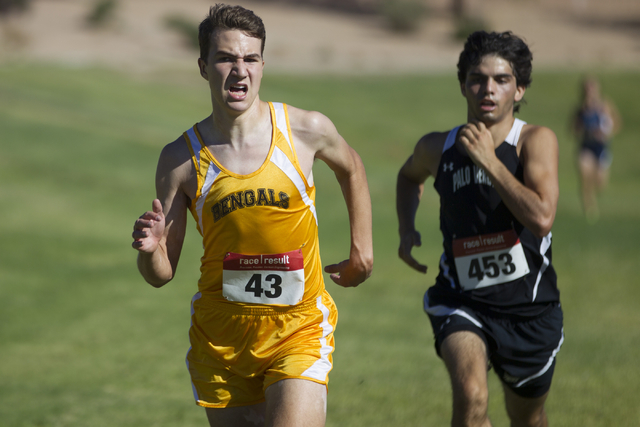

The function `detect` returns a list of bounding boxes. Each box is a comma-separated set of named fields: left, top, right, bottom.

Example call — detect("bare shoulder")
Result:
left=158, top=135, right=193, bottom=171
left=519, top=124, right=558, bottom=164
left=520, top=124, right=558, bottom=150
left=157, top=134, right=197, bottom=199
left=285, top=105, right=337, bottom=148
left=401, top=131, right=448, bottom=182
left=283, top=104, right=348, bottom=176
left=521, top=123, right=557, bottom=140
left=415, top=131, right=448, bottom=161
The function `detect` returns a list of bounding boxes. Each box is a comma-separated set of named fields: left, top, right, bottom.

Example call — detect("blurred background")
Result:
left=1, top=1, right=639, bottom=426
left=2, top=0, right=639, bottom=74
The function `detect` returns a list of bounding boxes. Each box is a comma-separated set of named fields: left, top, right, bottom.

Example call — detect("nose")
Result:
left=233, top=59, right=248, bottom=78
left=483, top=78, right=497, bottom=95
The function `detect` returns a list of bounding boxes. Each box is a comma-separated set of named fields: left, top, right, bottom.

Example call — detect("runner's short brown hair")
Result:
left=198, top=4, right=266, bottom=62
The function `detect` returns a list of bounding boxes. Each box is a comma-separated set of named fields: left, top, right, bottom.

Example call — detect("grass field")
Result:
left=1, top=63, right=639, bottom=426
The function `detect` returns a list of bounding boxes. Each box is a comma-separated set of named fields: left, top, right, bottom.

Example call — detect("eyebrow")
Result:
left=214, top=50, right=262, bottom=60
left=469, top=71, right=514, bottom=79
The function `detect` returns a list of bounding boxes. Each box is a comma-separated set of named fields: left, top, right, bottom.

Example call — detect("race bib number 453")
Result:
left=453, top=230, right=530, bottom=291
left=222, top=250, right=304, bottom=305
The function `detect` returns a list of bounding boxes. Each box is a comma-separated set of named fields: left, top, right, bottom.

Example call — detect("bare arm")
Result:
left=396, top=133, right=443, bottom=273
left=132, top=139, right=192, bottom=287
left=459, top=122, right=559, bottom=237
left=291, top=109, right=373, bottom=288
left=605, top=99, right=622, bottom=136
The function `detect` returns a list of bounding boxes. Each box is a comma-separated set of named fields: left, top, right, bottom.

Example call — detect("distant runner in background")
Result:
left=572, top=76, right=621, bottom=223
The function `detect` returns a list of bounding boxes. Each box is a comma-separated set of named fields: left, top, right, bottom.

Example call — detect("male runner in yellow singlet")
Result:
left=131, top=4, right=373, bottom=427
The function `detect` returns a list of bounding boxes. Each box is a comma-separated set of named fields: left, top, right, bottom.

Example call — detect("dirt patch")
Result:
left=1, top=0, right=638, bottom=75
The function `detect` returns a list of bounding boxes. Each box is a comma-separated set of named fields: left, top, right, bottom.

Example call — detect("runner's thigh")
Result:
left=205, top=402, right=266, bottom=427
left=265, top=378, right=327, bottom=427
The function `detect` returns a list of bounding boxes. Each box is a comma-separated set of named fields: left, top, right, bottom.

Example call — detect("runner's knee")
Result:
left=451, top=380, right=490, bottom=426
left=453, top=377, right=489, bottom=409
left=506, top=405, right=547, bottom=427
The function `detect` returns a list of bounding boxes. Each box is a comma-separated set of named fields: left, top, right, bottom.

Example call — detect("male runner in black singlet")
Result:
left=396, top=31, right=563, bottom=427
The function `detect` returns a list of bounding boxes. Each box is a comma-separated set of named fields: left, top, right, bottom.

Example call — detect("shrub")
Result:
left=453, top=15, right=489, bottom=41
left=164, top=14, right=199, bottom=51
left=380, top=0, right=426, bottom=34
left=85, top=0, right=118, bottom=29
left=0, top=0, right=30, bottom=17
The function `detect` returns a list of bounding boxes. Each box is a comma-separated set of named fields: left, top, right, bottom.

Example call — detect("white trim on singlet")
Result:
left=186, top=127, right=221, bottom=232
left=272, top=102, right=293, bottom=152
left=271, top=146, right=318, bottom=225
left=186, top=127, right=202, bottom=163
left=301, top=295, right=334, bottom=381
left=505, top=118, right=526, bottom=147
left=197, top=163, right=221, bottom=232
left=443, top=126, right=460, bottom=152
left=531, top=232, right=552, bottom=302
left=515, top=328, right=564, bottom=388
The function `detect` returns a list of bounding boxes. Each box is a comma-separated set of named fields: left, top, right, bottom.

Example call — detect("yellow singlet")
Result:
left=183, top=102, right=337, bottom=408
left=184, top=102, right=325, bottom=307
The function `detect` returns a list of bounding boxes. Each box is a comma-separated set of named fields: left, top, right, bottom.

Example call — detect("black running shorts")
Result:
left=425, top=294, right=564, bottom=398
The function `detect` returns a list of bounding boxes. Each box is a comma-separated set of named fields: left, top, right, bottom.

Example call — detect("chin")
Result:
left=226, top=100, right=251, bottom=111
left=472, top=113, right=495, bottom=123
left=476, top=110, right=505, bottom=124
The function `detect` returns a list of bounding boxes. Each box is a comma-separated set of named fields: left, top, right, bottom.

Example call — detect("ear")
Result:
left=198, top=58, right=208, bottom=81
left=460, top=82, right=467, bottom=97
left=514, top=85, right=526, bottom=102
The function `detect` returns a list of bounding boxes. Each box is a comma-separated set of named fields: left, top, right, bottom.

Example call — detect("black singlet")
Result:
left=429, top=119, right=560, bottom=317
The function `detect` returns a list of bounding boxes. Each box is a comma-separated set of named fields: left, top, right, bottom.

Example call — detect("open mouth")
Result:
left=229, top=84, right=248, bottom=98
left=480, top=99, right=496, bottom=111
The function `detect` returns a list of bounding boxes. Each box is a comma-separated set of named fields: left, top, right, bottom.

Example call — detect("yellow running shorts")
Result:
left=186, top=291, right=338, bottom=408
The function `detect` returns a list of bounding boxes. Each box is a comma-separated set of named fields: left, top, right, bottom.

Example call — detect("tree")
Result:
left=0, top=0, right=30, bottom=17
left=452, top=0, right=465, bottom=19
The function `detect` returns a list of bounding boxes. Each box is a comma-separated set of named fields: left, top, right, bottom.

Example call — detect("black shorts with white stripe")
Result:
left=425, top=297, right=564, bottom=399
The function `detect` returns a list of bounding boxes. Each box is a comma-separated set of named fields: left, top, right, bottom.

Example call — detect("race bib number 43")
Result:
left=222, top=250, right=304, bottom=305
left=453, top=230, right=530, bottom=291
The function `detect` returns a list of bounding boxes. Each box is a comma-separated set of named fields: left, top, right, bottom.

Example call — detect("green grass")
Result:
left=1, top=63, right=639, bottom=426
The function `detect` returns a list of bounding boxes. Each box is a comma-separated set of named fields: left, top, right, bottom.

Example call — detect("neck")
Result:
left=468, top=114, right=516, bottom=148
left=584, top=96, right=601, bottom=109
left=206, top=99, right=269, bottom=147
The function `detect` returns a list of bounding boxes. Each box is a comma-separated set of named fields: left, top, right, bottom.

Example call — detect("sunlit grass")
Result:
left=0, top=64, right=639, bottom=426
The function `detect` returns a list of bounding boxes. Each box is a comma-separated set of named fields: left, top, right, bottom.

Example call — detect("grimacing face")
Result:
left=461, top=54, right=525, bottom=124
left=198, top=28, right=265, bottom=115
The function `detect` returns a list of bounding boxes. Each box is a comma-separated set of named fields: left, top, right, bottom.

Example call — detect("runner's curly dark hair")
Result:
left=457, top=31, right=532, bottom=112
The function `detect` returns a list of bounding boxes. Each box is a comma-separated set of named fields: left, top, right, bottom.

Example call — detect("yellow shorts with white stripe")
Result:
left=186, top=291, right=337, bottom=408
